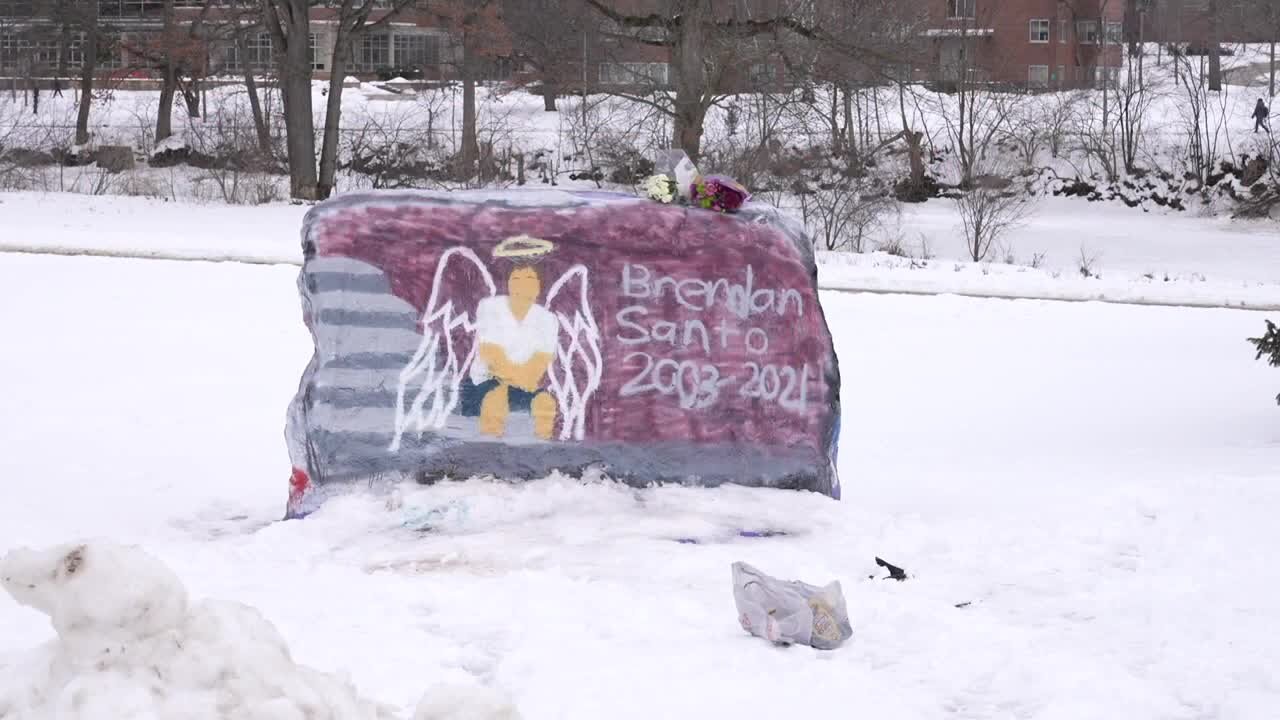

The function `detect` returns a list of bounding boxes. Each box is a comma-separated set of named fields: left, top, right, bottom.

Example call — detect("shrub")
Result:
left=1248, top=320, right=1280, bottom=405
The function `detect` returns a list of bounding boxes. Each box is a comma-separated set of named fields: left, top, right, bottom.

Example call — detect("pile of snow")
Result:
left=0, top=541, right=519, bottom=720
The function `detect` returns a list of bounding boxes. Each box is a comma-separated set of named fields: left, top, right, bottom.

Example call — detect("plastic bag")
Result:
left=731, top=561, right=852, bottom=650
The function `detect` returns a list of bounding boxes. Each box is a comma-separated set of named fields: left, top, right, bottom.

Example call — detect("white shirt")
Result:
left=470, top=296, right=559, bottom=385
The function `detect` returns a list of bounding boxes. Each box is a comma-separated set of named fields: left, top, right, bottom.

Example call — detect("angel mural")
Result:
left=390, top=235, right=603, bottom=451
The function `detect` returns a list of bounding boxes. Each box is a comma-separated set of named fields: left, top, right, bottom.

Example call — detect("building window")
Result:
left=749, top=62, right=774, bottom=85
left=29, top=39, right=58, bottom=68
left=246, top=32, right=272, bottom=69
left=0, top=33, right=18, bottom=71
left=1028, top=64, right=1049, bottom=87
left=309, top=33, right=324, bottom=71
left=357, top=32, right=390, bottom=70
left=393, top=33, right=443, bottom=68
left=947, top=0, right=975, bottom=19
left=67, top=33, right=84, bottom=67
left=97, top=0, right=168, bottom=18
left=1059, top=19, right=1069, bottom=43
left=1057, top=64, right=1066, bottom=86
left=1104, top=21, right=1123, bottom=44
left=1029, top=19, right=1050, bottom=43
left=598, top=61, right=669, bottom=86
left=1095, top=66, right=1119, bottom=87
left=1076, top=20, right=1099, bottom=45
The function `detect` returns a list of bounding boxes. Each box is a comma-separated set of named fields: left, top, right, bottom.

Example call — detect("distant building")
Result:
left=918, top=0, right=1125, bottom=89
left=0, top=1, right=466, bottom=84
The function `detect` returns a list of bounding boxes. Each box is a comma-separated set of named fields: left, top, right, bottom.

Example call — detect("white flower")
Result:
left=641, top=174, right=675, bottom=203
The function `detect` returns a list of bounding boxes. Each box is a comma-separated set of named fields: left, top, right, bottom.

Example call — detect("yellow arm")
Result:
left=513, top=351, right=554, bottom=393
left=478, top=343, right=516, bottom=384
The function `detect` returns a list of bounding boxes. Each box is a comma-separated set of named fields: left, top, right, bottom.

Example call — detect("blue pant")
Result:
left=457, top=378, right=544, bottom=416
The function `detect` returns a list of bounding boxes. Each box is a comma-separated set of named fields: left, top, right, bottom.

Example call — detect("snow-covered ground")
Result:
left=1, top=242, right=1278, bottom=717
left=3, top=191, right=1278, bottom=307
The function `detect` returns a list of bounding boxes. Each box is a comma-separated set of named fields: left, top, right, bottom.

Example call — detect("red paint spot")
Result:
left=289, top=467, right=310, bottom=505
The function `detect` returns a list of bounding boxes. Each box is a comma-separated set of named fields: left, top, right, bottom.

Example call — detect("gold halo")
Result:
left=493, top=234, right=555, bottom=259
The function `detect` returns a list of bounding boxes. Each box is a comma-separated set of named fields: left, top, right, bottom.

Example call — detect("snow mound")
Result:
left=0, top=541, right=423, bottom=720
left=413, top=682, right=520, bottom=720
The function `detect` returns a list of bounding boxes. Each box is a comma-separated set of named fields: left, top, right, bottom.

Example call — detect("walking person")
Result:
left=1254, top=98, right=1270, bottom=133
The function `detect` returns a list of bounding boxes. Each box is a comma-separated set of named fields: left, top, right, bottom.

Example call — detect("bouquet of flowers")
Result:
left=690, top=174, right=751, bottom=213
left=639, top=173, right=679, bottom=204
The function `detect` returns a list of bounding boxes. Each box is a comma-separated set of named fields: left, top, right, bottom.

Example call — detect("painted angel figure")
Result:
left=390, top=235, right=603, bottom=451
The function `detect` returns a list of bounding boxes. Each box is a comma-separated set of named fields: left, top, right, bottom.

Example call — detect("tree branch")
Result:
left=582, top=0, right=670, bottom=30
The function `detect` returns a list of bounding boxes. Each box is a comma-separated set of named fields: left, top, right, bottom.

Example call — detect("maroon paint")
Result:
left=314, top=201, right=831, bottom=451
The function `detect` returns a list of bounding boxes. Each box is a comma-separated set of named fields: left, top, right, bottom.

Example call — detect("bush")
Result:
left=1248, top=320, right=1280, bottom=405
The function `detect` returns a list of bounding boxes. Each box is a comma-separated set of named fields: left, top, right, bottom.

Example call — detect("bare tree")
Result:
left=797, top=179, right=899, bottom=252
left=1241, top=0, right=1280, bottom=97
left=928, top=2, right=1019, bottom=186
left=1207, top=0, right=1221, bottom=92
left=502, top=0, right=590, bottom=112
left=955, top=181, right=1030, bottom=262
left=123, top=0, right=214, bottom=142
left=205, top=4, right=277, bottom=155
left=260, top=0, right=420, bottom=199
left=582, top=0, right=900, bottom=160
left=259, top=0, right=316, bottom=198
left=1174, top=46, right=1231, bottom=184
left=434, top=0, right=512, bottom=180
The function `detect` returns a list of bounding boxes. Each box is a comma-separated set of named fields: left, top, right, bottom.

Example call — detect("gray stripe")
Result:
left=311, top=291, right=418, bottom=313
left=312, top=367, right=406, bottom=388
left=307, top=256, right=386, bottom=275
left=304, top=429, right=830, bottom=493
left=312, top=387, right=398, bottom=409
left=324, top=352, right=415, bottom=370
left=308, top=272, right=391, bottom=294
left=316, top=309, right=418, bottom=329
left=314, top=327, right=423, bottom=353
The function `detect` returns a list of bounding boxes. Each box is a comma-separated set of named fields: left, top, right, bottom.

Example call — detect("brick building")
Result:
left=1, top=0, right=1134, bottom=91
left=920, top=0, right=1125, bottom=88
left=0, top=1, right=463, bottom=83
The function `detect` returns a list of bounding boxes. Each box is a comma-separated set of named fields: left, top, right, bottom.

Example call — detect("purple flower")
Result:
left=689, top=174, right=751, bottom=213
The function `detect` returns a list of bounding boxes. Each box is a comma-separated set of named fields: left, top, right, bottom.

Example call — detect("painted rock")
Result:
left=284, top=189, right=841, bottom=518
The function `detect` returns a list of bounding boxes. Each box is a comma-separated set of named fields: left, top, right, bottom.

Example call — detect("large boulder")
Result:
left=284, top=189, right=842, bottom=517
left=92, top=145, right=136, bottom=173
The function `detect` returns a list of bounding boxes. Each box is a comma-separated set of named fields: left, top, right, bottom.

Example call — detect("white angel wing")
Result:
left=544, top=264, right=603, bottom=442
left=390, top=248, right=496, bottom=451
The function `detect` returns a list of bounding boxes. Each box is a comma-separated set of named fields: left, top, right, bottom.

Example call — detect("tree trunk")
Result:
left=460, top=35, right=479, bottom=180
left=1207, top=0, right=1221, bottom=92
left=155, top=0, right=176, bottom=141
left=156, top=66, right=177, bottom=142
left=541, top=83, right=557, bottom=111
left=1270, top=40, right=1276, bottom=99
left=669, top=2, right=708, bottom=160
left=828, top=83, right=840, bottom=150
left=239, top=34, right=272, bottom=155
left=317, top=31, right=350, bottom=200
left=906, top=130, right=925, bottom=188
left=275, top=0, right=319, bottom=200
left=842, top=84, right=854, bottom=156
left=75, top=21, right=98, bottom=146
left=182, top=80, right=200, bottom=119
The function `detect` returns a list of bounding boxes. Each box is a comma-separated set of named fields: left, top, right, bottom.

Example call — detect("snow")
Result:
left=0, top=542, right=396, bottom=719
left=0, top=541, right=519, bottom=719
left=1, top=191, right=1278, bottom=307
left=1, top=241, right=1278, bottom=717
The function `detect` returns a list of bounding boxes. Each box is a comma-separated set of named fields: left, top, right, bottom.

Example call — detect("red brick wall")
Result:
left=922, top=0, right=1124, bottom=87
